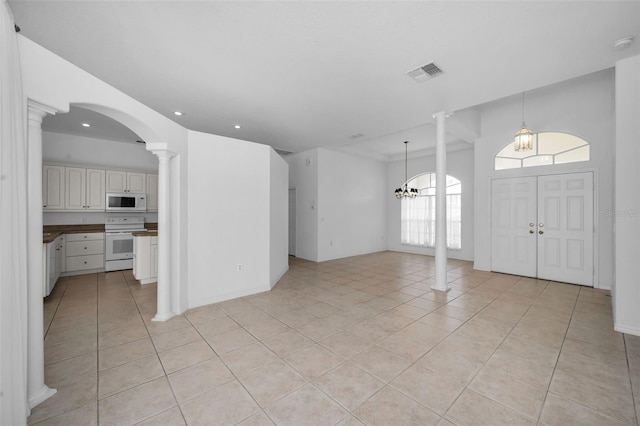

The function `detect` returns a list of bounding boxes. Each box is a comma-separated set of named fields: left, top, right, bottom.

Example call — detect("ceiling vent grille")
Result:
left=407, top=62, right=444, bottom=82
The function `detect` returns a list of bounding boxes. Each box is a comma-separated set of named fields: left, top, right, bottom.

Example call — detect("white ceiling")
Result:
left=9, top=1, right=640, bottom=160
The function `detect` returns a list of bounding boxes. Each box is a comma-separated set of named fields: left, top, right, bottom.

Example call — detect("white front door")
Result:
left=490, top=172, right=594, bottom=286
left=537, top=173, right=594, bottom=286
left=491, top=177, right=537, bottom=277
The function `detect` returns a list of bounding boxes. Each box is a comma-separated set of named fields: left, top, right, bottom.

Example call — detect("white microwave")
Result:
left=106, top=192, right=147, bottom=211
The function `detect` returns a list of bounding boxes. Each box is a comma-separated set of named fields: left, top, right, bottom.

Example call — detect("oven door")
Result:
left=105, top=232, right=134, bottom=261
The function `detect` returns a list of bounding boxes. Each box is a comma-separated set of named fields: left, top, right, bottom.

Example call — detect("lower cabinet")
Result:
left=43, top=235, right=64, bottom=297
left=64, top=232, right=105, bottom=274
left=133, top=235, right=158, bottom=284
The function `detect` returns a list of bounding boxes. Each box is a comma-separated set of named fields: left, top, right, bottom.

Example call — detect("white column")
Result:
left=150, top=148, right=175, bottom=321
left=27, top=101, right=57, bottom=408
left=432, top=111, right=451, bottom=292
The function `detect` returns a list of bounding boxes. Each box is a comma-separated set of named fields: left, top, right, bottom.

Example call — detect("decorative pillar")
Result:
left=432, top=111, right=451, bottom=292
left=26, top=101, right=58, bottom=408
left=149, top=146, right=175, bottom=321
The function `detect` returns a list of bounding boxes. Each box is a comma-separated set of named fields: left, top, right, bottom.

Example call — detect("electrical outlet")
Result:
left=237, top=264, right=242, bottom=272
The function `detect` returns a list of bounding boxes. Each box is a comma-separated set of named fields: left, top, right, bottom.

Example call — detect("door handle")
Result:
left=529, top=223, right=535, bottom=227
left=529, top=230, right=534, bottom=234
left=539, top=230, right=544, bottom=235
left=539, top=223, right=544, bottom=227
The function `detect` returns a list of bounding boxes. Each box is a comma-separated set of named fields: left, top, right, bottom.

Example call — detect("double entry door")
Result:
left=491, top=172, right=594, bottom=286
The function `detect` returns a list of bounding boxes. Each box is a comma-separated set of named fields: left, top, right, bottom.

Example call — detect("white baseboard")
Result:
left=614, top=323, right=640, bottom=336
left=188, top=284, right=271, bottom=310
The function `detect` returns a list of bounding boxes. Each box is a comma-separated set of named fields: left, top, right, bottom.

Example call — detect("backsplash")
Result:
left=43, top=211, right=158, bottom=226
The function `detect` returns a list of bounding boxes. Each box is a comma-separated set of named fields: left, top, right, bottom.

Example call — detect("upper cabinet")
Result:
left=65, top=167, right=106, bottom=211
left=43, top=163, right=156, bottom=212
left=106, top=171, right=146, bottom=194
left=146, top=174, right=158, bottom=212
left=43, top=165, right=65, bottom=210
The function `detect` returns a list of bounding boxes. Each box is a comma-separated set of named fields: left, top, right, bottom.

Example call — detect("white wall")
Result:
left=286, top=148, right=387, bottom=262
left=187, top=131, right=284, bottom=308
left=269, top=149, right=289, bottom=287
left=474, top=69, right=615, bottom=289
left=387, top=147, right=475, bottom=261
left=286, top=150, right=319, bottom=261
left=43, top=131, right=158, bottom=172
left=613, top=55, right=640, bottom=335
left=317, top=149, right=387, bottom=262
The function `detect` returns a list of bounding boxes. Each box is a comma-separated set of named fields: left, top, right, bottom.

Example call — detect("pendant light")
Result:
left=395, top=141, right=419, bottom=199
left=514, top=92, right=535, bottom=152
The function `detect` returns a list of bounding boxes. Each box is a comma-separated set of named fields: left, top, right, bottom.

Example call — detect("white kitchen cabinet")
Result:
left=146, top=174, right=158, bottom=212
left=65, top=167, right=106, bottom=211
left=133, top=235, right=157, bottom=284
left=44, top=235, right=64, bottom=297
left=86, top=169, right=106, bottom=210
left=106, top=170, right=146, bottom=194
left=43, top=165, right=66, bottom=210
left=64, top=232, right=105, bottom=274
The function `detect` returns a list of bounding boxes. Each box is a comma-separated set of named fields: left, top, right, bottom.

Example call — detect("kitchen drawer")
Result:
left=66, top=254, right=104, bottom=271
left=66, top=240, right=104, bottom=256
left=66, top=232, right=104, bottom=242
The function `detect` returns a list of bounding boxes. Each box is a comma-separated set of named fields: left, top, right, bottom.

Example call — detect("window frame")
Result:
left=400, top=172, right=462, bottom=250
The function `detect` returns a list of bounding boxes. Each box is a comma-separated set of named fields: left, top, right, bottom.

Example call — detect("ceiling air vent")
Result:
left=406, top=62, right=444, bottom=82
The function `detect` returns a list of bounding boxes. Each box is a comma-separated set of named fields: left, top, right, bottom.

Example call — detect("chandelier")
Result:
left=514, top=92, right=535, bottom=152
left=395, top=141, right=419, bottom=199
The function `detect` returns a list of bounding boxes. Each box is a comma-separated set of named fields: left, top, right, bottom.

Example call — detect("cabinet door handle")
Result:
left=529, top=230, right=534, bottom=234
left=84, top=247, right=87, bottom=250
left=539, top=230, right=544, bottom=235
left=84, top=261, right=87, bottom=264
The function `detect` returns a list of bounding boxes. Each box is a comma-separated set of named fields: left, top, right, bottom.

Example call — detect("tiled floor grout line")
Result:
left=181, top=305, right=282, bottom=425
left=433, top=277, right=539, bottom=424
left=623, top=334, right=640, bottom=426
left=93, top=273, right=100, bottom=426
left=547, top=287, right=634, bottom=426
left=122, top=272, right=192, bottom=426
left=532, top=281, right=578, bottom=425
left=36, top=254, right=630, bottom=426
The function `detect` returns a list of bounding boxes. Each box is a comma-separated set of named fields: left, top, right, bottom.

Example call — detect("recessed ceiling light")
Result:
left=173, top=111, right=184, bottom=116
left=612, top=36, right=634, bottom=51
left=81, top=123, right=91, bottom=128
left=234, top=124, right=241, bottom=129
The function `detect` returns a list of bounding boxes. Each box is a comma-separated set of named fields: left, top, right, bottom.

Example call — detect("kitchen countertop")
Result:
left=132, top=231, right=158, bottom=237
left=43, top=222, right=158, bottom=243
left=43, top=224, right=104, bottom=243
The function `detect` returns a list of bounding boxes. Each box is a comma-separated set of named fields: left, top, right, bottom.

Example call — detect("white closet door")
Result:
left=537, top=172, right=593, bottom=286
left=491, top=177, right=538, bottom=278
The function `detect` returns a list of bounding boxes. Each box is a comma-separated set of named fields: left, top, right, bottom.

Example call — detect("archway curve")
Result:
left=73, top=102, right=165, bottom=147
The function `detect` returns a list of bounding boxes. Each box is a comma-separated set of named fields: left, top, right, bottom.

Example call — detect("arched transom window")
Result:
left=401, top=173, right=461, bottom=249
left=494, top=132, right=590, bottom=170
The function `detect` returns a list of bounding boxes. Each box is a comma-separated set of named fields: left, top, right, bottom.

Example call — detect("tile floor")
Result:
left=31, top=251, right=640, bottom=425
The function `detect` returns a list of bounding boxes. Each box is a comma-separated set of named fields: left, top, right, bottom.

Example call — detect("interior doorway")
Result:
left=288, top=189, right=296, bottom=256
left=490, top=172, right=594, bottom=286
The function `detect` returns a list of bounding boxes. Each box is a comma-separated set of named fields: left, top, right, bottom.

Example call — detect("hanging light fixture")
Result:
left=514, top=92, right=535, bottom=152
left=395, top=141, right=419, bottom=199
